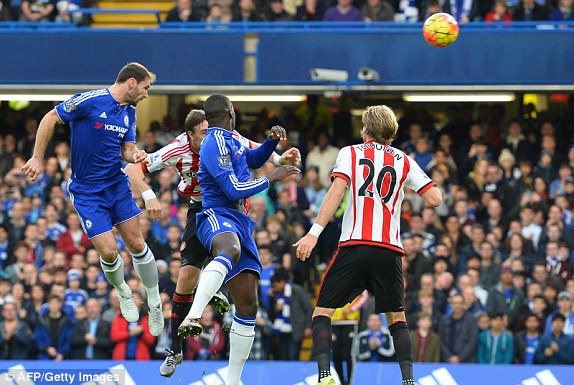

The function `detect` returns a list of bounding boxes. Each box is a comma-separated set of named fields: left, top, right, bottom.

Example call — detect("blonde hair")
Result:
left=362, top=105, right=399, bottom=145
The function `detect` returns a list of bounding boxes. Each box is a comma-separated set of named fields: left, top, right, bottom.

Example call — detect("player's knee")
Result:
left=214, top=244, right=240, bottom=263
left=126, top=238, right=146, bottom=255
left=99, top=248, right=119, bottom=262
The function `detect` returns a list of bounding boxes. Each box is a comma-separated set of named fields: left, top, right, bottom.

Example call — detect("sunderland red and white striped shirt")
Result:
left=331, top=141, right=436, bottom=253
left=142, top=131, right=253, bottom=200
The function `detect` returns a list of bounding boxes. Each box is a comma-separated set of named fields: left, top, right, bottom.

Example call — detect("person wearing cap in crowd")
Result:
left=486, top=265, right=525, bottom=331
left=498, top=148, right=518, bottom=182
left=544, top=291, right=574, bottom=337
left=91, top=272, right=111, bottom=311
left=64, top=269, right=89, bottom=310
left=534, top=313, right=574, bottom=364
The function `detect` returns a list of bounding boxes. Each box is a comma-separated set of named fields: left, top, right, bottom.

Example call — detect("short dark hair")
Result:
left=46, top=294, right=62, bottom=303
left=524, top=313, right=539, bottom=322
left=270, top=268, right=290, bottom=283
left=552, top=313, right=566, bottom=323
left=185, top=109, right=207, bottom=133
left=489, top=311, right=505, bottom=320
left=116, top=62, right=156, bottom=84
left=203, top=94, right=231, bottom=123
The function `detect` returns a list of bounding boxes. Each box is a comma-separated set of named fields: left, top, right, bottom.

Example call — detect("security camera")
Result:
left=358, top=67, right=380, bottom=82
left=310, top=68, right=349, bottom=82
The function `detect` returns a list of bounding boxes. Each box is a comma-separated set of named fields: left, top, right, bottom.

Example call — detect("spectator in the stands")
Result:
left=551, top=0, right=574, bottom=20
left=534, top=313, right=574, bottom=364
left=266, top=0, right=293, bottom=21
left=165, top=0, right=204, bottom=22
left=544, top=291, right=574, bottom=337
left=512, top=0, right=550, bottom=20
left=355, top=313, right=395, bottom=362
left=438, top=294, right=479, bottom=363
left=411, top=311, right=441, bottom=362
left=20, top=0, right=55, bottom=22
left=35, top=294, right=72, bottom=360
left=70, top=298, right=112, bottom=359
left=110, top=291, right=155, bottom=360
left=55, top=212, right=91, bottom=260
left=323, top=0, right=362, bottom=21
left=361, top=0, right=394, bottom=21
left=477, top=312, right=514, bottom=364
left=514, top=313, right=541, bottom=364
left=0, top=302, right=33, bottom=359
left=232, top=0, right=263, bottom=21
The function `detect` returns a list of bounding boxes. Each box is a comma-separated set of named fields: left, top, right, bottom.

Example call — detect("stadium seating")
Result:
left=91, top=0, right=174, bottom=28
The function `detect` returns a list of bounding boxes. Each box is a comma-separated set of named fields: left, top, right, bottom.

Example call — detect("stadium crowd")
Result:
left=1, top=0, right=573, bottom=25
left=0, top=96, right=574, bottom=369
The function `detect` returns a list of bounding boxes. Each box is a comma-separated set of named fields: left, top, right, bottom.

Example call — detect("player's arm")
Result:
left=249, top=140, right=301, bottom=166
left=124, top=162, right=162, bottom=221
left=205, top=136, right=299, bottom=201
left=294, top=176, right=348, bottom=261
left=405, top=154, right=442, bottom=208
left=22, top=109, right=61, bottom=182
left=244, top=126, right=285, bottom=169
left=422, top=186, right=442, bottom=207
left=121, top=142, right=150, bottom=165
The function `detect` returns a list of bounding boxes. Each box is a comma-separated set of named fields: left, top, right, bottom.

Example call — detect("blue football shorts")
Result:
left=196, top=206, right=261, bottom=282
left=68, top=179, right=141, bottom=239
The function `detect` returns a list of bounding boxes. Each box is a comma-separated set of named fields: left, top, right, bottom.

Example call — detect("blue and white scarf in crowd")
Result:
left=272, top=282, right=293, bottom=335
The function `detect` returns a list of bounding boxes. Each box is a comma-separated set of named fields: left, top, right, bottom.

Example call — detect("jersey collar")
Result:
left=208, top=127, right=232, bottom=137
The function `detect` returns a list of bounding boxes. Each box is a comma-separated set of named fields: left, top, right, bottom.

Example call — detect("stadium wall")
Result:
left=0, top=361, right=572, bottom=385
left=1, top=23, right=574, bottom=86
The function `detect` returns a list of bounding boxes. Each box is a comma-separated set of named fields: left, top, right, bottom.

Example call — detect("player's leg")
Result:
left=385, top=311, right=414, bottom=385
left=112, top=181, right=163, bottom=336
left=313, top=307, right=336, bottom=385
left=179, top=231, right=240, bottom=336
left=167, top=206, right=205, bottom=363
left=313, top=246, right=364, bottom=385
left=91, top=231, right=139, bottom=322
left=116, top=217, right=164, bottom=336
left=376, top=248, right=414, bottom=385
left=68, top=188, right=138, bottom=322
left=225, top=271, right=259, bottom=385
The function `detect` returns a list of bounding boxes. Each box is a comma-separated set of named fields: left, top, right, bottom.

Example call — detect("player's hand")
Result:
left=22, top=156, right=43, bottom=182
left=145, top=198, right=162, bottom=222
left=279, top=147, right=302, bottom=166
left=293, top=233, right=318, bottom=261
left=268, top=125, right=287, bottom=141
left=133, top=150, right=150, bottom=166
left=267, top=165, right=300, bottom=183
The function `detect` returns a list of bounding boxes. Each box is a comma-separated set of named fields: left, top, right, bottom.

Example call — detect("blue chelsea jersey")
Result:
left=198, top=128, right=278, bottom=209
left=55, top=88, right=137, bottom=192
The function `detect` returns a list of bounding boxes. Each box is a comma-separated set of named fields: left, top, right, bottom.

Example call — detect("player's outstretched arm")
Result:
left=294, top=176, right=347, bottom=261
left=22, top=109, right=61, bottom=182
left=244, top=126, right=285, bottom=169
left=124, top=163, right=162, bottom=221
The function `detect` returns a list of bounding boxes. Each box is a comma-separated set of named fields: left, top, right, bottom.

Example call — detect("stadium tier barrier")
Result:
left=0, top=20, right=573, bottom=87
left=0, top=361, right=572, bottom=385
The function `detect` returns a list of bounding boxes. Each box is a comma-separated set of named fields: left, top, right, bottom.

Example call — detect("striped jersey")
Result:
left=142, top=130, right=254, bottom=200
left=55, top=88, right=136, bottom=193
left=331, top=141, right=436, bottom=253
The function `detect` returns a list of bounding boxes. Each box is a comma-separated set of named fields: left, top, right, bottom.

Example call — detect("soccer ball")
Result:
left=422, top=13, right=459, bottom=48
